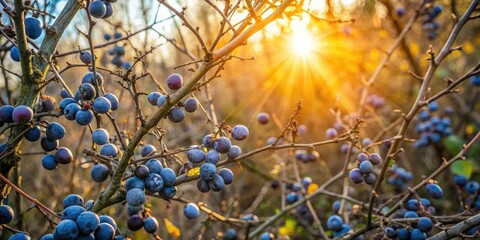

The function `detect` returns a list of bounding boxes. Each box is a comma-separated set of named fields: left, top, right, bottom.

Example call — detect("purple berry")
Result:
left=12, top=105, right=33, bottom=124
left=167, top=74, right=183, bottom=90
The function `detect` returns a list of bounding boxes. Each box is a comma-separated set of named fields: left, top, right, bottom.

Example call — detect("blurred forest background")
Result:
left=1, top=0, right=480, bottom=239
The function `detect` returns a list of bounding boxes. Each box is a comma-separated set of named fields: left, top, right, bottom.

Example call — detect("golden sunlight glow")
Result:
left=340, top=0, right=358, bottom=7
left=289, top=18, right=316, bottom=57
left=290, top=30, right=315, bottom=57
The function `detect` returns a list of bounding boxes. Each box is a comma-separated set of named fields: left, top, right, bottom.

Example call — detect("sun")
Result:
left=290, top=30, right=315, bottom=57
left=289, top=19, right=316, bottom=58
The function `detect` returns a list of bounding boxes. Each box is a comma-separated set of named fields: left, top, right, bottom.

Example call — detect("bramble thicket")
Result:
left=0, top=0, right=480, bottom=239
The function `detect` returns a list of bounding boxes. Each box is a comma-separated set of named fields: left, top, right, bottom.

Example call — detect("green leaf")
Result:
left=443, top=135, right=465, bottom=155
left=387, top=159, right=396, bottom=168
left=285, top=217, right=297, bottom=230
left=467, top=144, right=480, bottom=159
left=450, top=160, right=474, bottom=179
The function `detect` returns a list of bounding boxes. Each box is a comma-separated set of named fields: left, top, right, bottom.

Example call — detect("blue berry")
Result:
left=187, top=148, right=205, bottom=163
left=218, top=168, right=234, bottom=185
left=82, top=72, right=104, bottom=86
left=127, top=214, right=143, bottom=230
left=58, top=97, right=77, bottom=112
left=144, top=217, right=158, bottom=233
left=203, top=134, right=215, bottom=148
left=145, top=173, right=164, bottom=192
left=200, top=163, right=217, bottom=181
left=257, top=112, right=269, bottom=124
left=364, top=173, right=376, bottom=185
left=79, top=51, right=93, bottom=64
left=145, top=159, right=163, bottom=174
left=205, top=149, right=220, bottom=164
left=406, top=199, right=419, bottom=211
left=472, top=75, right=480, bottom=86
left=104, top=93, right=119, bottom=110
left=369, top=153, right=382, bottom=165
left=327, top=215, right=343, bottom=231
left=93, top=97, right=111, bottom=114
left=8, top=233, right=31, bottom=240
left=62, top=205, right=85, bottom=221
left=0, top=205, right=14, bottom=224
left=76, top=211, right=100, bottom=234
left=91, top=164, right=109, bottom=182
left=156, top=95, right=167, bottom=107
left=158, top=186, right=177, bottom=200
left=223, top=228, right=237, bottom=240
left=184, top=98, right=198, bottom=113
left=466, top=181, right=479, bottom=194
left=333, top=224, right=352, bottom=238
left=359, top=160, right=373, bottom=174
left=428, top=102, right=439, bottom=112
left=63, top=194, right=84, bottom=209
left=79, top=83, right=96, bottom=100
left=168, top=107, right=185, bottom=123
left=214, top=137, right=231, bottom=154
left=454, top=175, right=467, bottom=187
left=286, top=192, right=298, bottom=204
left=141, top=144, right=156, bottom=157
left=25, top=17, right=42, bottom=39
left=55, top=147, right=73, bottom=164
left=160, top=168, right=176, bottom=186
left=88, top=0, right=107, bottom=18
left=417, top=217, right=433, bottom=232
left=92, top=128, right=109, bottom=145
left=99, top=215, right=117, bottom=230
left=100, top=144, right=118, bottom=158
left=102, top=2, right=113, bottom=19
left=209, top=174, right=225, bottom=192
left=197, top=179, right=210, bottom=193
left=385, top=227, right=396, bottom=238
left=46, top=122, right=65, bottom=140
left=397, top=228, right=410, bottom=240
left=75, top=109, right=94, bottom=125
left=55, top=219, right=79, bottom=240
left=40, top=137, right=59, bottom=152
left=349, top=168, right=363, bottom=184
left=125, top=176, right=145, bottom=191
left=25, top=126, right=41, bottom=142
left=10, top=47, right=20, bottom=62
left=63, top=103, right=81, bottom=121
left=404, top=210, right=419, bottom=218
left=410, top=228, right=427, bottom=240
left=0, top=105, right=14, bottom=122
left=39, top=234, right=54, bottom=240
left=226, top=145, right=242, bottom=159
left=183, top=203, right=200, bottom=219
left=231, top=125, right=249, bottom=141
left=426, top=183, right=443, bottom=199
left=259, top=232, right=274, bottom=240
left=134, top=165, right=150, bottom=179
left=126, top=188, right=146, bottom=207
left=94, top=223, right=115, bottom=240
left=357, top=153, right=369, bottom=163
left=326, top=128, right=338, bottom=139
left=147, top=92, right=161, bottom=106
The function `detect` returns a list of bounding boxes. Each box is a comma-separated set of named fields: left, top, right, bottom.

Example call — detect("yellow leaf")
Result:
left=464, top=41, right=474, bottom=54
left=466, top=124, right=475, bottom=135
left=187, top=167, right=200, bottom=177
left=410, top=43, right=419, bottom=56
left=279, top=226, right=290, bottom=235
left=307, top=183, right=319, bottom=194
left=164, top=218, right=181, bottom=239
